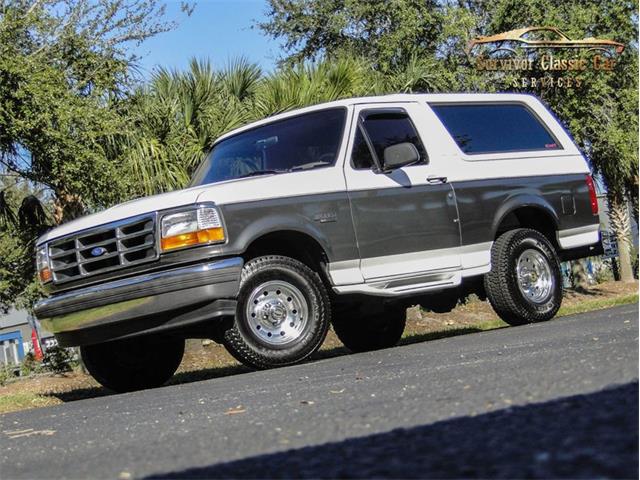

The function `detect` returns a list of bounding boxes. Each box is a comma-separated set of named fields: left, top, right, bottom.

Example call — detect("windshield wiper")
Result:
left=288, top=161, right=330, bottom=172
left=236, top=169, right=287, bottom=179
left=236, top=162, right=330, bottom=179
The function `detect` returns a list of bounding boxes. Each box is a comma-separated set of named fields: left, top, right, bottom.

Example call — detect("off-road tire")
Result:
left=81, top=335, right=184, bottom=393
left=332, top=308, right=406, bottom=353
left=223, top=256, right=330, bottom=369
left=484, top=228, right=562, bottom=325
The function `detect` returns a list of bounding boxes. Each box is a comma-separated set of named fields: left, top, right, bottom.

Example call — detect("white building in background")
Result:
left=0, top=309, right=55, bottom=366
left=0, top=310, right=31, bottom=366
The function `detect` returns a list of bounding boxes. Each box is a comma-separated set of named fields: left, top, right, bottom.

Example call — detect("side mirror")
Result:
left=382, top=142, right=420, bottom=172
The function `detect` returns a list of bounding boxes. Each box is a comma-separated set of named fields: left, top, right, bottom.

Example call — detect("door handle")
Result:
left=426, top=175, right=448, bottom=184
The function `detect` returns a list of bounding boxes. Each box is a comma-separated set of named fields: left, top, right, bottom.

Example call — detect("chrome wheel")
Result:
left=245, top=280, right=309, bottom=346
left=516, top=248, right=554, bottom=304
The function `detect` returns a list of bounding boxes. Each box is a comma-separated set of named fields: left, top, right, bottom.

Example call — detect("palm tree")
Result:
left=120, top=58, right=261, bottom=196
left=118, top=54, right=450, bottom=198
left=254, top=56, right=369, bottom=115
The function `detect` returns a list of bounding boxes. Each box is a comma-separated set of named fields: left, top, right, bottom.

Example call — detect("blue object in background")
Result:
left=0, top=330, right=25, bottom=365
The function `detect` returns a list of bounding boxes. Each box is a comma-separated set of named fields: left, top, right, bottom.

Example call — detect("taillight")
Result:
left=585, top=174, right=598, bottom=215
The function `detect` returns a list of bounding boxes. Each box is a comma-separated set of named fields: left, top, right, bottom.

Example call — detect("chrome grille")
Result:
left=48, top=214, right=158, bottom=284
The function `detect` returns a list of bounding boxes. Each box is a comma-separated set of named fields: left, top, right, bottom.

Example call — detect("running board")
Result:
left=333, top=271, right=462, bottom=297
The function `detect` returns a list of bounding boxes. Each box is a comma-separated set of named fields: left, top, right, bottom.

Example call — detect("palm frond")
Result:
left=17, top=195, right=48, bottom=231
left=219, top=57, right=262, bottom=101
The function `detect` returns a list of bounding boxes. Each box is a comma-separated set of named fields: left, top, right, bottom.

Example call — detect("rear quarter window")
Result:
left=430, top=103, right=561, bottom=155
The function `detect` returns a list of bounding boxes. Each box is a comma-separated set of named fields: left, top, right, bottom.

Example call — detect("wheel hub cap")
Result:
left=246, top=280, right=309, bottom=346
left=516, top=248, right=554, bottom=304
left=262, top=301, right=287, bottom=325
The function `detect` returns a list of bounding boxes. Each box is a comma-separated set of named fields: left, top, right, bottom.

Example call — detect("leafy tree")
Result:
left=0, top=0, right=188, bottom=222
left=0, top=174, right=48, bottom=312
left=0, top=0, right=191, bottom=309
left=260, top=0, right=441, bottom=68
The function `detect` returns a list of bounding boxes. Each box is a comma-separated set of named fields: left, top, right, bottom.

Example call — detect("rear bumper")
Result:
left=34, top=257, right=243, bottom=346
left=557, top=224, right=600, bottom=250
left=557, top=224, right=603, bottom=261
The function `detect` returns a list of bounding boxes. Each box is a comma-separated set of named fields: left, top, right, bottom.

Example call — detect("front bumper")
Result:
left=34, top=257, right=243, bottom=347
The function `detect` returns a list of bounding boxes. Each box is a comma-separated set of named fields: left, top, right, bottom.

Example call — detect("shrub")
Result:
left=593, top=258, right=615, bottom=284
left=19, top=352, right=44, bottom=377
left=459, top=292, right=482, bottom=306
left=0, top=366, right=10, bottom=386
left=41, top=346, right=75, bottom=374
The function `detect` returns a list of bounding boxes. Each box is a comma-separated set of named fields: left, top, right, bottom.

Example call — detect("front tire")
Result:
left=223, top=256, right=330, bottom=369
left=81, top=335, right=184, bottom=393
left=484, top=228, right=562, bottom=325
left=332, top=307, right=406, bottom=353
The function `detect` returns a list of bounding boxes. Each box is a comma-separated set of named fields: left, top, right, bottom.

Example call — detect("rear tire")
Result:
left=223, top=255, right=330, bottom=369
left=484, top=228, right=562, bottom=325
left=81, top=335, right=184, bottom=393
left=332, top=307, right=406, bottom=353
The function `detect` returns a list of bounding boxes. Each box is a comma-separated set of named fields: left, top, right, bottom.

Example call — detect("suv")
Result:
left=34, top=94, right=601, bottom=392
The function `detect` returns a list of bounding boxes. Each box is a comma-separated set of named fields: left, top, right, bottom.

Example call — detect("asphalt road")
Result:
left=1, top=304, right=638, bottom=479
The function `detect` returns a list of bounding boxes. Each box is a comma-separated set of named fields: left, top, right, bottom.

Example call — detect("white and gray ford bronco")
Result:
left=34, top=93, right=601, bottom=392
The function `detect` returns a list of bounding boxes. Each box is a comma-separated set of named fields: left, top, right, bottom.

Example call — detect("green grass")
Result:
left=401, top=293, right=638, bottom=344
left=557, top=293, right=639, bottom=317
left=0, top=392, right=60, bottom=414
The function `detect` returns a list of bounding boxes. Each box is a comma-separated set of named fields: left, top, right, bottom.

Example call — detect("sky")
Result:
left=135, top=0, right=281, bottom=77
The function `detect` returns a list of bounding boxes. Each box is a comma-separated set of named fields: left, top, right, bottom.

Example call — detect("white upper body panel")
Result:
left=37, top=93, right=589, bottom=245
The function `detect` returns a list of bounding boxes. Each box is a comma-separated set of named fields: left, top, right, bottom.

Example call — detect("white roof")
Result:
left=214, top=93, right=541, bottom=145
left=0, top=309, right=29, bottom=329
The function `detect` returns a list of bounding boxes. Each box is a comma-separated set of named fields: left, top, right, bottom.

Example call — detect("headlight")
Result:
left=160, top=206, right=225, bottom=252
left=36, top=245, right=52, bottom=283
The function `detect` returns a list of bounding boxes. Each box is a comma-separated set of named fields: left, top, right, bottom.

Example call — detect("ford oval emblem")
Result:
left=90, top=247, right=107, bottom=257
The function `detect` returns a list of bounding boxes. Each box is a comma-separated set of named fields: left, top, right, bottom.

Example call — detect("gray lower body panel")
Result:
left=453, top=173, right=598, bottom=245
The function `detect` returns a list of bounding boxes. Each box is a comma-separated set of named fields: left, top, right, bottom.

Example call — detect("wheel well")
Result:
left=495, top=206, right=558, bottom=247
left=243, top=231, right=329, bottom=273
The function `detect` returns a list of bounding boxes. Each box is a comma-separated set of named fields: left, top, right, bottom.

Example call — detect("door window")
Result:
left=351, top=109, right=427, bottom=170
left=351, top=127, right=376, bottom=169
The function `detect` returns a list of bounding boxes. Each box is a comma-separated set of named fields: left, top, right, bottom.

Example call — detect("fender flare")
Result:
left=491, top=194, right=559, bottom=239
left=230, top=213, right=334, bottom=260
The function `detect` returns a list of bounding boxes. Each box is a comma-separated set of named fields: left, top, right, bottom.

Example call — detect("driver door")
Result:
left=344, top=102, right=461, bottom=281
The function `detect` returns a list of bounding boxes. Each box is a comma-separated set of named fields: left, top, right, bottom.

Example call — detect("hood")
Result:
left=37, top=186, right=210, bottom=245
left=37, top=166, right=346, bottom=245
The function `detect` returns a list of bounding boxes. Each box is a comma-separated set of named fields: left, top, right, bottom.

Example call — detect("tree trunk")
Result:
left=607, top=193, right=634, bottom=282
left=52, top=191, right=85, bottom=225
left=630, top=174, right=638, bottom=225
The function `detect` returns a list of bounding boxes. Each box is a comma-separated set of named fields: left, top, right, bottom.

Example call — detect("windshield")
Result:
left=190, top=108, right=347, bottom=186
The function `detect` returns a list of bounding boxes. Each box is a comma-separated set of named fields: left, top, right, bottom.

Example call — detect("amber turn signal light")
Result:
left=160, top=227, right=225, bottom=251
left=39, top=267, right=52, bottom=283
